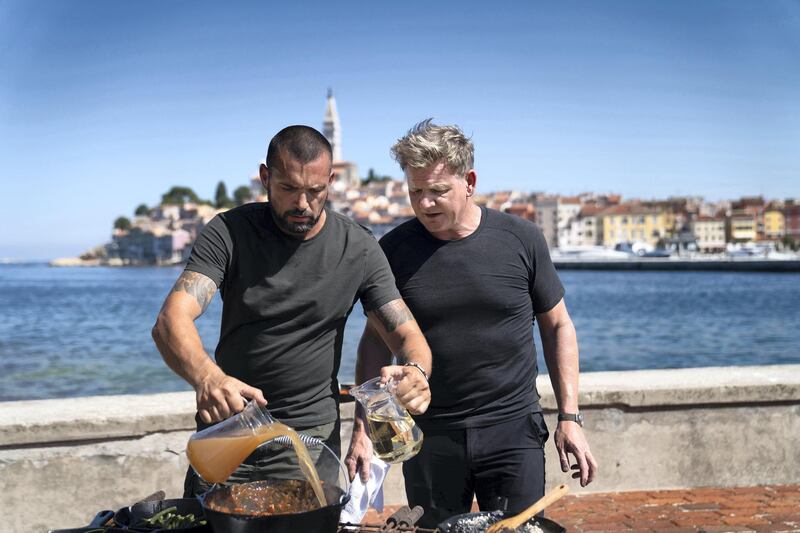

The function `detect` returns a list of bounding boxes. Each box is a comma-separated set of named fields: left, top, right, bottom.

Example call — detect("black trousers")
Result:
left=403, top=411, right=549, bottom=529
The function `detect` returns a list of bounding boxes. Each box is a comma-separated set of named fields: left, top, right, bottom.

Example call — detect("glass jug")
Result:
left=186, top=400, right=348, bottom=507
left=186, top=400, right=279, bottom=484
left=349, top=376, right=423, bottom=463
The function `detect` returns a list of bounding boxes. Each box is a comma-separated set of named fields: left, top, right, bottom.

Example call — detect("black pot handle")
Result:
left=87, top=510, right=115, bottom=528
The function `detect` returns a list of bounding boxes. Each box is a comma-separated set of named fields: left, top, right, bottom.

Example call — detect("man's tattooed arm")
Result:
left=171, top=271, right=218, bottom=313
left=371, top=299, right=415, bottom=333
left=393, top=347, right=418, bottom=366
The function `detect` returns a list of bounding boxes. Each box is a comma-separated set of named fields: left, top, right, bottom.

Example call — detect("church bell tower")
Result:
left=323, top=88, right=342, bottom=162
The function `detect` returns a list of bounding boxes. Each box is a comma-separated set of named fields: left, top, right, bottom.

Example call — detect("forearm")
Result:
left=391, top=329, right=431, bottom=377
left=355, top=322, right=393, bottom=384
left=541, top=320, right=580, bottom=413
left=366, top=299, right=432, bottom=376
left=365, top=299, right=432, bottom=415
left=353, top=323, right=391, bottom=434
left=152, top=311, right=222, bottom=390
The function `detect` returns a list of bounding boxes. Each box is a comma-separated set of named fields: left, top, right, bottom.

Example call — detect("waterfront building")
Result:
left=484, top=190, right=512, bottom=211
left=785, top=200, right=800, bottom=244
left=728, top=212, right=759, bottom=243
left=332, top=160, right=360, bottom=191
left=108, top=227, right=175, bottom=265
left=532, top=194, right=559, bottom=248
left=250, top=175, right=267, bottom=202
left=504, top=203, right=536, bottom=223
left=763, top=202, right=786, bottom=240
left=151, top=204, right=181, bottom=223
left=599, top=203, right=669, bottom=247
left=556, top=196, right=582, bottom=247
left=562, top=204, right=604, bottom=247
left=731, top=196, right=766, bottom=241
left=691, top=216, right=726, bottom=253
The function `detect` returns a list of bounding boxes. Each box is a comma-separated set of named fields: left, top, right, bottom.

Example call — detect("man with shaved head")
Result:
left=153, top=125, right=431, bottom=496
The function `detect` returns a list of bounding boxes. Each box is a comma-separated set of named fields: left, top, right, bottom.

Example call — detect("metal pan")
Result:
left=46, top=510, right=128, bottom=533
left=437, top=510, right=566, bottom=533
left=113, top=498, right=210, bottom=532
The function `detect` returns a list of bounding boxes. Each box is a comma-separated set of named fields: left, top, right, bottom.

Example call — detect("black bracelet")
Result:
left=403, top=361, right=429, bottom=381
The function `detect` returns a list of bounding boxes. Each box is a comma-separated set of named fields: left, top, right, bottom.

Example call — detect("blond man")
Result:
left=347, top=120, right=596, bottom=527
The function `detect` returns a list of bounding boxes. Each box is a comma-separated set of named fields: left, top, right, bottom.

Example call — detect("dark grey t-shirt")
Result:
left=185, top=203, right=400, bottom=427
left=380, top=207, right=564, bottom=429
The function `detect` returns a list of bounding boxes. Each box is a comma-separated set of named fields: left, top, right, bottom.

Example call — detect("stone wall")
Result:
left=1, top=365, right=798, bottom=532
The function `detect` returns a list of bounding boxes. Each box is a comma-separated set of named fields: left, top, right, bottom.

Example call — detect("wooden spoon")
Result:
left=485, top=484, right=569, bottom=533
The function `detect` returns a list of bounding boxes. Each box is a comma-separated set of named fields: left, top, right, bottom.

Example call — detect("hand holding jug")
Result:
left=349, top=376, right=424, bottom=463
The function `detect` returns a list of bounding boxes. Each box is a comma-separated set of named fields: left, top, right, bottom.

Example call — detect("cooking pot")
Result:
left=198, top=437, right=350, bottom=533
left=113, top=498, right=210, bottom=532
left=200, top=479, right=349, bottom=533
left=437, top=510, right=566, bottom=533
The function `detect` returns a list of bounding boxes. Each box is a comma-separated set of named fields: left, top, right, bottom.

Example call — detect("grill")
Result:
left=338, top=505, right=438, bottom=532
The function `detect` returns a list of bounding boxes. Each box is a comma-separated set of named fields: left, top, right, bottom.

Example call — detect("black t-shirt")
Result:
left=185, top=203, right=400, bottom=427
left=379, top=207, right=564, bottom=429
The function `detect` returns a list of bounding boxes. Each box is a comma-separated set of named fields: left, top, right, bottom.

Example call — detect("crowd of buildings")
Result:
left=102, top=175, right=799, bottom=266
left=99, top=91, right=799, bottom=265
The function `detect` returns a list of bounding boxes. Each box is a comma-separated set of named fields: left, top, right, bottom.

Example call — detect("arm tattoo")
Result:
left=172, top=271, right=217, bottom=312
left=373, top=299, right=415, bottom=333
left=394, top=347, right=417, bottom=365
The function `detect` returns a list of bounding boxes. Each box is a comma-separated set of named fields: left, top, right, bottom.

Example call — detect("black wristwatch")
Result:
left=558, top=412, right=584, bottom=427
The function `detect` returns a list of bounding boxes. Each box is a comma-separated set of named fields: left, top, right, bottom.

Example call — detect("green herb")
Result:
left=137, top=506, right=207, bottom=529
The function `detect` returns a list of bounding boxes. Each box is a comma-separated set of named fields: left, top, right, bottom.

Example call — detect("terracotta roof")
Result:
left=578, top=205, right=604, bottom=217
left=505, top=204, right=534, bottom=215
left=598, top=204, right=660, bottom=216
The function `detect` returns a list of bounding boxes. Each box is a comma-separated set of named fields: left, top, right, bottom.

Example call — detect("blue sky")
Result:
left=1, top=0, right=798, bottom=260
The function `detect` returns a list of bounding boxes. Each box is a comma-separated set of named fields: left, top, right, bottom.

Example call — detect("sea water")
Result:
left=1, top=263, right=798, bottom=401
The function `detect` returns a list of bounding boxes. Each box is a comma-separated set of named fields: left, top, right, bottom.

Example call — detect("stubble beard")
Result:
left=268, top=184, right=327, bottom=236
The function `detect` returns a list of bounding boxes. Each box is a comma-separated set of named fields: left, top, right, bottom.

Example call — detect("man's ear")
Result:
left=328, top=170, right=335, bottom=185
left=259, top=164, right=269, bottom=189
left=465, top=169, right=477, bottom=197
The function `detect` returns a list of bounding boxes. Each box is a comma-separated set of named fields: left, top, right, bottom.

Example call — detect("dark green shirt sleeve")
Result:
left=184, top=214, right=232, bottom=288
left=359, top=235, right=401, bottom=312
left=529, top=223, right=565, bottom=313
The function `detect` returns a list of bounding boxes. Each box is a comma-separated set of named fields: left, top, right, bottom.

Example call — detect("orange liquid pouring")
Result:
left=186, top=422, right=327, bottom=507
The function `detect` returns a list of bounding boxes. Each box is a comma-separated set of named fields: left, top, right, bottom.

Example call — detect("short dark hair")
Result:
left=266, top=125, right=332, bottom=172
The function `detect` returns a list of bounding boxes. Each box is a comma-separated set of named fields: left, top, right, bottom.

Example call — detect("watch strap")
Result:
left=557, top=412, right=583, bottom=426
left=403, top=361, right=429, bottom=381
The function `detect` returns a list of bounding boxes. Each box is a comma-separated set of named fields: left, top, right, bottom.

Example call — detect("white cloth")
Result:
left=339, top=457, right=390, bottom=525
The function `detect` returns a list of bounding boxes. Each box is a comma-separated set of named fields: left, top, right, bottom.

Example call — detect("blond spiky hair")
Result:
left=390, top=119, right=474, bottom=176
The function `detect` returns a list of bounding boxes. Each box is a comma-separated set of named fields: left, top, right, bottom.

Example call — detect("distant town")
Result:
left=53, top=176, right=799, bottom=267
left=53, top=91, right=800, bottom=266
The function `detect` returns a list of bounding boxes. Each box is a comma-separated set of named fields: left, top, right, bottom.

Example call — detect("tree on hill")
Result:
left=361, top=168, right=393, bottom=186
left=233, top=185, right=253, bottom=206
left=161, top=186, right=201, bottom=205
left=215, top=181, right=234, bottom=208
left=134, top=204, right=150, bottom=216
left=113, top=216, right=132, bottom=231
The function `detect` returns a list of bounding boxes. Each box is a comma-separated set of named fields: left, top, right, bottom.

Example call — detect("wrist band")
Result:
left=403, top=361, right=429, bottom=381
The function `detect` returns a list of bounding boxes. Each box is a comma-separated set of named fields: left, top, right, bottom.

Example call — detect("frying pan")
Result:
left=46, top=510, right=127, bottom=533
left=113, top=498, right=210, bottom=532
left=437, top=510, right=566, bottom=533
